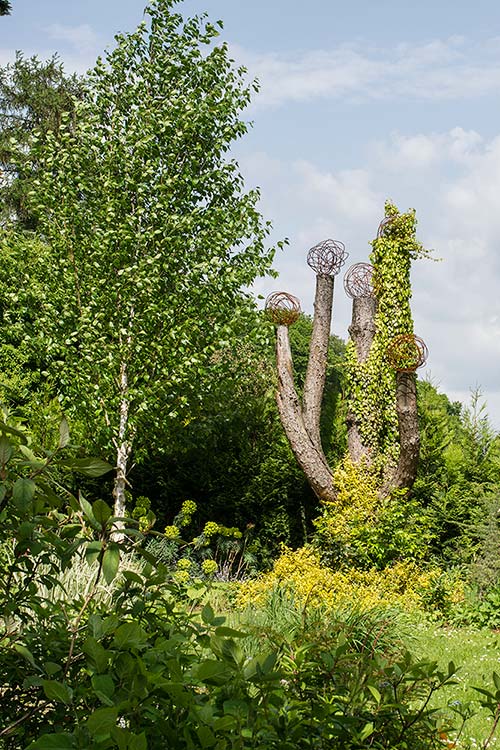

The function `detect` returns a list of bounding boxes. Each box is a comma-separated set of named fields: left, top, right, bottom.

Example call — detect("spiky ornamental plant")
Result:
left=30, top=0, right=276, bottom=518
left=268, top=201, right=429, bottom=504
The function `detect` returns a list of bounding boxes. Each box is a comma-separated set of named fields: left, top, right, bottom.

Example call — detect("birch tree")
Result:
left=30, top=0, right=275, bottom=517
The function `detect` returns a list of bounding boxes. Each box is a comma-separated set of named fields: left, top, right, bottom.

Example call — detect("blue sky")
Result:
left=2, top=0, right=500, bottom=427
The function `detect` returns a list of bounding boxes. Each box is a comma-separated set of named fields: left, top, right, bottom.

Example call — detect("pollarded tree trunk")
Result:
left=387, top=371, right=420, bottom=492
left=268, top=217, right=427, bottom=505
left=302, top=275, right=334, bottom=454
left=275, top=324, right=336, bottom=503
left=346, top=296, right=377, bottom=464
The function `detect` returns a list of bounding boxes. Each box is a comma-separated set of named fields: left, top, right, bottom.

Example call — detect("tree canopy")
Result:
left=29, top=0, right=277, bottom=515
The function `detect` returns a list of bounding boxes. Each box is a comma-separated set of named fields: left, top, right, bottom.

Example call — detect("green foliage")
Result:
left=316, top=458, right=435, bottom=569
left=0, top=53, right=83, bottom=228
left=130, top=314, right=345, bottom=568
left=19, top=0, right=278, bottom=512
left=0, top=411, right=461, bottom=750
left=146, top=498, right=251, bottom=583
left=0, top=231, right=53, bottom=406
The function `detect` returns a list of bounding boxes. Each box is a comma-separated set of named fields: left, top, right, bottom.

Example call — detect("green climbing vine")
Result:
left=345, top=200, right=429, bottom=471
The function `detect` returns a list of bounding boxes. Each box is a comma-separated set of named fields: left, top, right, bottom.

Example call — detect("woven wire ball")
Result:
left=386, top=334, right=429, bottom=372
left=307, top=239, right=348, bottom=276
left=343, top=263, right=375, bottom=299
left=265, top=291, right=301, bottom=326
left=377, top=216, right=395, bottom=238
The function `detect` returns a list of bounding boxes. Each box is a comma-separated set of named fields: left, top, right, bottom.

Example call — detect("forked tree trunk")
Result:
left=272, top=262, right=422, bottom=503
left=346, top=296, right=377, bottom=464
left=275, top=324, right=336, bottom=503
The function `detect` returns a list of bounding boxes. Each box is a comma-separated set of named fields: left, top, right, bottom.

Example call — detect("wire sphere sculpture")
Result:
left=377, top=216, right=395, bottom=238
left=343, top=263, right=375, bottom=299
left=307, top=239, right=348, bottom=276
left=386, top=334, right=429, bottom=373
left=265, top=291, right=301, bottom=326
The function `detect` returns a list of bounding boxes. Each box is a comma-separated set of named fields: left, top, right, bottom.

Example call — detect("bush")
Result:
left=236, top=545, right=450, bottom=614
left=1, top=410, right=498, bottom=749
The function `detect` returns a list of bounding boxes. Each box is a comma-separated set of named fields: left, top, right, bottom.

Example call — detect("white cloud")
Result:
left=44, top=23, right=101, bottom=57
left=0, top=24, right=103, bottom=74
left=373, top=128, right=484, bottom=171
left=232, top=36, right=500, bottom=109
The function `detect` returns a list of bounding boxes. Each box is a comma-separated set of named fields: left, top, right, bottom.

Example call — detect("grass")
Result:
left=413, top=620, right=500, bottom=748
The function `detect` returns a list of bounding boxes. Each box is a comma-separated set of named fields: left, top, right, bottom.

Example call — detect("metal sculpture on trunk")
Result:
left=267, top=205, right=429, bottom=504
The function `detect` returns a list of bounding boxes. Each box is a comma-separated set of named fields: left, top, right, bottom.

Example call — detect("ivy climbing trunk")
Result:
left=346, top=296, right=377, bottom=464
left=275, top=324, right=336, bottom=503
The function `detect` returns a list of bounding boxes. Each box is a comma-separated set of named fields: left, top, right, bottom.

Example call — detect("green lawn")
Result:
left=413, top=621, right=500, bottom=747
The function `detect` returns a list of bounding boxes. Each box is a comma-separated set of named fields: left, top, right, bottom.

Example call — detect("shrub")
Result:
left=315, top=458, right=435, bottom=569
left=236, top=545, right=449, bottom=614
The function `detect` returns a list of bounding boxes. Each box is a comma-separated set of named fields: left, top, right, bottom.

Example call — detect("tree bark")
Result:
left=275, top=324, right=336, bottom=503
left=113, top=360, right=131, bottom=521
left=302, top=275, right=334, bottom=453
left=346, top=296, right=377, bottom=464
left=387, top=371, right=420, bottom=492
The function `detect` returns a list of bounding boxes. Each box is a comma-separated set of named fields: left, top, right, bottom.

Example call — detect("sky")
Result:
left=2, top=0, right=500, bottom=428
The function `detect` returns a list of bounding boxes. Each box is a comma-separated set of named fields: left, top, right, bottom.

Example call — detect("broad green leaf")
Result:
left=82, top=636, right=109, bottom=673
left=360, top=722, right=374, bottom=741
left=194, top=659, right=233, bottom=685
left=42, top=679, right=73, bottom=705
left=43, top=662, right=62, bottom=676
left=27, top=733, right=75, bottom=749
left=196, top=726, right=217, bottom=748
left=122, top=570, right=143, bottom=584
left=113, top=621, right=147, bottom=650
left=13, top=477, right=36, bottom=511
left=0, top=435, right=14, bottom=466
left=86, top=706, right=118, bottom=736
left=367, top=685, right=381, bottom=703
left=85, top=540, right=103, bottom=565
left=92, top=499, right=112, bottom=525
left=102, top=545, right=120, bottom=584
left=201, top=603, right=215, bottom=625
left=128, top=733, right=147, bottom=750
left=14, top=643, right=36, bottom=666
left=62, top=457, right=113, bottom=477
left=79, top=496, right=100, bottom=529
left=0, top=422, right=27, bottom=443
left=19, top=444, right=41, bottom=464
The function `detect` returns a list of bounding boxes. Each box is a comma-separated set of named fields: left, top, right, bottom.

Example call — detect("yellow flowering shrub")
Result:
left=236, top=545, right=452, bottom=613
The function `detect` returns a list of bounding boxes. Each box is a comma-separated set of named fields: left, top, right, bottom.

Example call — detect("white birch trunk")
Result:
left=113, top=359, right=131, bottom=521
